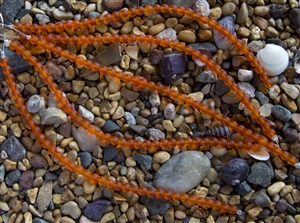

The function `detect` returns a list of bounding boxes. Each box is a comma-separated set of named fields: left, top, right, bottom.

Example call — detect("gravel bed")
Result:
left=0, top=0, right=300, bottom=222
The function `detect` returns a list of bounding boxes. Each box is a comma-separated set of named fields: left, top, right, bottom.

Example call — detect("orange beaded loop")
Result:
left=1, top=4, right=298, bottom=216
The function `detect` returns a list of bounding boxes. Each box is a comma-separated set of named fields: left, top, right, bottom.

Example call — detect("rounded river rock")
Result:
left=153, top=151, right=211, bottom=194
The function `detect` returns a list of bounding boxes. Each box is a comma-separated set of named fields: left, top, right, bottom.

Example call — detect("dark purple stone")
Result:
left=30, top=155, right=49, bottom=168
left=276, top=199, right=288, bottom=212
left=0, top=136, right=26, bottom=162
left=221, top=158, right=250, bottom=186
left=282, top=128, right=298, bottom=143
left=103, top=146, right=118, bottom=161
left=19, top=170, right=34, bottom=189
left=149, top=49, right=164, bottom=65
left=213, top=16, right=236, bottom=50
left=83, top=199, right=111, bottom=221
left=113, top=151, right=125, bottom=163
left=161, top=52, right=187, bottom=84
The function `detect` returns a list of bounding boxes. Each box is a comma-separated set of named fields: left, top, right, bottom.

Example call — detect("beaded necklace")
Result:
left=0, top=4, right=299, bottom=215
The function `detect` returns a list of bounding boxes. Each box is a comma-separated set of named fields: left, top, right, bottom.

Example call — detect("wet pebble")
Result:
left=19, top=170, right=34, bottom=189
left=221, top=158, right=250, bottom=187
left=80, top=152, right=92, bottom=168
left=5, top=169, right=21, bottom=186
left=0, top=136, right=26, bottom=161
left=271, top=105, right=292, bottom=122
left=83, top=199, right=111, bottom=221
left=247, top=162, right=272, bottom=187
left=133, top=153, right=152, bottom=170
left=154, top=151, right=211, bottom=193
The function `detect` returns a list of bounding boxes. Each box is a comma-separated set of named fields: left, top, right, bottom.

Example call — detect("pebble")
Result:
left=103, top=120, right=120, bottom=133
left=221, top=2, right=236, bottom=16
left=133, top=153, right=152, bottom=170
left=37, top=181, right=52, bottom=212
left=221, top=158, right=250, bottom=187
left=213, top=16, right=235, bottom=50
left=276, top=199, right=288, bottom=212
left=280, top=82, right=299, bottom=99
left=238, top=82, right=256, bottom=98
left=79, top=106, right=94, bottom=123
left=53, top=8, right=73, bottom=20
left=73, top=127, right=98, bottom=152
left=41, top=107, right=68, bottom=127
left=140, top=197, right=171, bottom=215
left=0, top=136, right=26, bottom=161
left=197, top=70, right=217, bottom=83
left=221, top=91, right=241, bottom=104
left=0, top=165, right=4, bottom=182
left=247, top=162, right=272, bottom=187
left=164, top=103, right=176, bottom=120
left=124, top=112, right=136, bottom=125
left=289, top=8, right=300, bottom=27
left=102, top=0, right=124, bottom=12
left=255, top=91, right=269, bottom=104
left=83, top=199, right=111, bottom=221
left=162, top=120, right=177, bottom=132
left=148, top=23, right=166, bottom=35
left=80, top=152, right=92, bottom=168
left=215, top=80, right=230, bottom=96
left=238, top=69, right=253, bottom=82
left=270, top=4, right=285, bottom=19
left=5, top=169, right=21, bottom=186
left=153, top=151, right=170, bottom=164
left=259, top=103, right=273, bottom=117
left=178, top=30, right=196, bottom=43
left=149, top=49, right=164, bottom=65
left=193, top=0, right=210, bottom=16
left=236, top=2, right=248, bottom=24
left=283, top=128, right=298, bottom=142
left=62, top=201, right=82, bottom=219
left=19, top=170, right=34, bottom=189
left=26, top=95, right=45, bottom=113
left=267, top=182, right=285, bottom=196
left=157, top=28, right=177, bottom=41
left=234, top=181, right=252, bottom=196
left=154, top=151, right=211, bottom=193
left=30, top=155, right=48, bottom=168
left=249, top=189, right=272, bottom=207
left=103, top=146, right=118, bottom=161
left=271, top=105, right=292, bottom=122
left=146, top=128, right=165, bottom=140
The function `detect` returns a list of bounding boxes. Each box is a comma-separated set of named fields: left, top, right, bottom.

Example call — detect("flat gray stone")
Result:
left=37, top=181, right=52, bottom=212
left=0, top=135, right=26, bottom=161
left=72, top=126, right=98, bottom=152
left=153, top=151, right=211, bottom=193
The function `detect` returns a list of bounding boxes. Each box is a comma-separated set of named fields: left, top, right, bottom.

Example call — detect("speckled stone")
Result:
left=37, top=181, right=52, bottom=212
left=0, top=136, right=26, bottom=161
left=140, top=196, right=171, bottom=215
left=271, top=105, right=292, bottom=122
left=221, top=158, right=250, bottom=187
left=247, top=162, right=272, bottom=187
left=146, top=128, right=165, bottom=140
left=154, top=151, right=211, bottom=193
left=83, top=199, right=111, bottom=221
left=276, top=199, right=288, bottom=212
left=124, top=112, right=136, bottom=125
left=73, top=126, right=98, bottom=152
left=30, top=155, right=48, bottom=168
left=26, top=95, right=45, bottom=113
left=133, top=153, right=152, bottom=170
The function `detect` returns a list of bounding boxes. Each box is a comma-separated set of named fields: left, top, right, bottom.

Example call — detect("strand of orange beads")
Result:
left=14, top=4, right=275, bottom=141
left=17, top=33, right=299, bottom=166
left=0, top=47, right=239, bottom=215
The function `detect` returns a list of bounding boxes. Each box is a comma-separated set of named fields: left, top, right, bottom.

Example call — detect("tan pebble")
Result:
left=108, top=91, right=121, bottom=101
left=117, top=213, right=128, bottom=223
left=134, top=203, right=149, bottom=219
left=194, top=186, right=208, bottom=197
left=138, top=42, right=150, bottom=53
left=267, top=182, right=285, bottom=196
left=247, top=206, right=263, bottom=218
left=198, top=29, right=212, bottom=41
left=282, top=94, right=297, bottom=112
left=143, top=64, right=158, bottom=74
left=10, top=123, right=22, bottom=137
left=125, top=157, right=136, bottom=167
left=126, top=206, right=135, bottom=221
left=209, top=7, right=222, bottom=20
left=3, top=159, right=17, bottom=171
left=112, top=106, right=124, bottom=120
left=148, top=23, right=166, bottom=35
left=188, top=92, right=204, bottom=102
left=27, top=188, right=39, bottom=204
left=153, top=151, right=170, bottom=164
left=206, top=168, right=218, bottom=183
left=175, top=210, right=186, bottom=219
left=166, top=18, right=178, bottom=28
left=210, top=146, right=227, bottom=157
left=0, top=182, right=8, bottom=195
left=113, top=193, right=126, bottom=204
left=83, top=181, right=96, bottom=194
left=125, top=45, right=139, bottom=60
left=100, top=212, right=115, bottom=223
left=61, top=217, right=76, bottom=223
left=60, top=138, right=74, bottom=148
left=0, top=111, right=7, bottom=122
left=121, top=21, right=134, bottom=34
left=206, top=215, right=215, bottom=223
left=69, top=141, right=79, bottom=152
left=221, top=92, right=241, bottom=104
left=280, top=185, right=293, bottom=197
left=109, top=77, right=121, bottom=93
left=237, top=27, right=250, bottom=37
left=24, top=212, right=32, bottom=223
left=178, top=30, right=196, bottom=43
left=0, top=125, right=7, bottom=136
left=162, top=120, right=177, bottom=132
left=0, top=201, right=10, bottom=211
left=120, top=55, right=130, bottom=69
